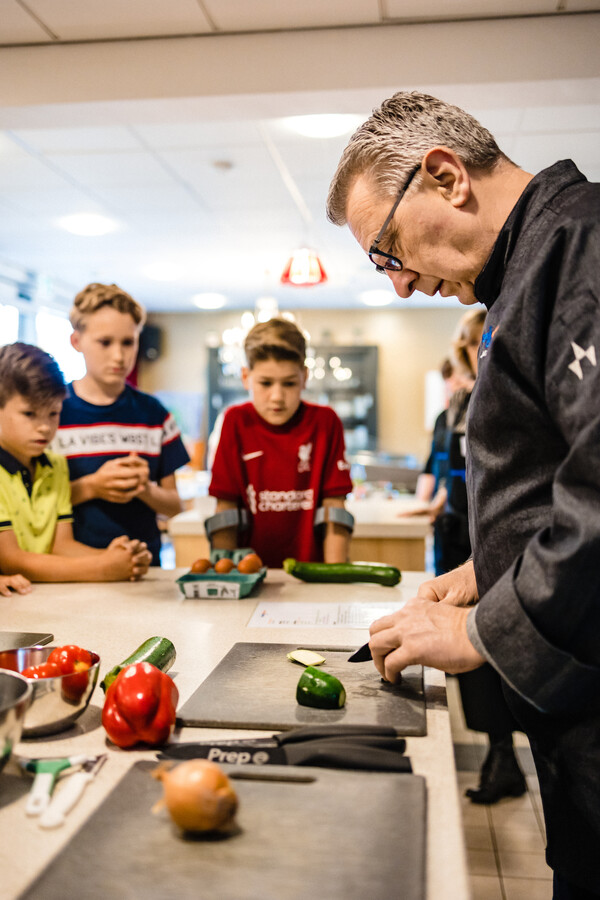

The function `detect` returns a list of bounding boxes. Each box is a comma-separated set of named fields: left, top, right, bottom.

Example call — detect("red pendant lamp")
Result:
left=281, top=247, right=327, bottom=286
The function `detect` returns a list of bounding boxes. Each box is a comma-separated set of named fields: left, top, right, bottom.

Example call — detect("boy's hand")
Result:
left=90, top=455, right=149, bottom=503
left=102, top=542, right=150, bottom=582
left=107, top=536, right=152, bottom=579
left=0, top=574, right=32, bottom=596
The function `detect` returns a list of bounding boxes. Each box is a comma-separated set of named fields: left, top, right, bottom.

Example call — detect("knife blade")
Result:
left=347, top=642, right=372, bottom=663
left=39, top=754, right=107, bottom=829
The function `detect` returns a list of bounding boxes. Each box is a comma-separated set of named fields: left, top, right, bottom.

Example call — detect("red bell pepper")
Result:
left=101, top=661, right=179, bottom=748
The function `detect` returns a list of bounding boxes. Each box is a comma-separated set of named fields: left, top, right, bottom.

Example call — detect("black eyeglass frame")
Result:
left=368, top=164, right=421, bottom=273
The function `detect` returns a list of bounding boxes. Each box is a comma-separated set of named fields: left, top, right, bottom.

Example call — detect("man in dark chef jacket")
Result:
left=327, top=91, right=600, bottom=899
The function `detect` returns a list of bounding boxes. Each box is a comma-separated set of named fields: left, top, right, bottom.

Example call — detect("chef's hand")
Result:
left=0, top=574, right=32, bottom=596
left=416, top=559, right=479, bottom=607
left=369, top=597, right=485, bottom=682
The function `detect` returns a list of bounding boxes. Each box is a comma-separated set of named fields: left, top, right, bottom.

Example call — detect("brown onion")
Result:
left=152, top=760, right=238, bottom=832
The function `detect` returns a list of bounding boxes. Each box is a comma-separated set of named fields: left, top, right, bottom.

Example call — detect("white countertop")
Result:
left=168, top=495, right=432, bottom=540
left=1, top=569, right=468, bottom=900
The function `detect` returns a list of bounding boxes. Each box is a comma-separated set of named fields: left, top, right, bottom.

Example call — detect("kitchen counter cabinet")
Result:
left=1, top=569, right=468, bottom=900
left=167, top=496, right=432, bottom=571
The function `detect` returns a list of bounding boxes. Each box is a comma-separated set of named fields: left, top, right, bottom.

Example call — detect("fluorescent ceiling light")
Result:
left=281, top=114, right=364, bottom=139
left=192, top=292, right=227, bottom=310
left=56, top=213, right=119, bottom=236
left=359, top=290, right=395, bottom=307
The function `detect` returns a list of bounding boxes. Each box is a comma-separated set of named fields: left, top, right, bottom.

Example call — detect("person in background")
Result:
left=327, top=89, right=600, bottom=897
left=0, top=343, right=151, bottom=582
left=411, top=355, right=471, bottom=513
left=55, top=283, right=189, bottom=566
left=208, top=318, right=353, bottom=568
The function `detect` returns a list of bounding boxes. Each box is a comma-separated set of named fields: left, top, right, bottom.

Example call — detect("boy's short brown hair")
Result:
left=0, top=342, right=66, bottom=408
left=69, top=282, right=146, bottom=332
left=244, top=318, right=307, bottom=369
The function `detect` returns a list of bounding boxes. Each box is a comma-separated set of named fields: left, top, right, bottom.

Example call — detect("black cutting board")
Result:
left=0, top=631, right=53, bottom=651
left=177, top=642, right=426, bottom=735
left=20, top=760, right=427, bottom=900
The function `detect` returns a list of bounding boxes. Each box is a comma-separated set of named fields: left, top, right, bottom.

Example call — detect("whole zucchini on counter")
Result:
left=283, top=559, right=401, bottom=587
left=100, top=636, right=176, bottom=692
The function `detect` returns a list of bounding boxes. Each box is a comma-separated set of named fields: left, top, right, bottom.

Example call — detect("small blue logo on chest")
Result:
left=481, top=327, right=494, bottom=350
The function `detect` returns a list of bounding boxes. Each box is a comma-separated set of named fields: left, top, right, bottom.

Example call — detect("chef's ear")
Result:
left=422, top=147, right=471, bottom=208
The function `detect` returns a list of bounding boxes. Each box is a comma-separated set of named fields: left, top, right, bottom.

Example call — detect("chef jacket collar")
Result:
left=474, top=160, right=585, bottom=309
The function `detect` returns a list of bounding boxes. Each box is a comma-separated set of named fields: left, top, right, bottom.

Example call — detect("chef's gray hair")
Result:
left=326, top=91, right=509, bottom=226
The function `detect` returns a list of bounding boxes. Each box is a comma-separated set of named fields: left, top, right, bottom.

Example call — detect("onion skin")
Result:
left=153, top=760, right=238, bottom=832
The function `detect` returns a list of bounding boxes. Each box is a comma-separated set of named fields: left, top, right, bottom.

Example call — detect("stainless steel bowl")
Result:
left=0, top=670, right=32, bottom=770
left=0, top=646, right=100, bottom=738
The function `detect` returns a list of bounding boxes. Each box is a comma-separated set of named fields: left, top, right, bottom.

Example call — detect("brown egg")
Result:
left=214, top=557, right=235, bottom=573
left=237, top=553, right=263, bottom=574
left=190, top=558, right=211, bottom=573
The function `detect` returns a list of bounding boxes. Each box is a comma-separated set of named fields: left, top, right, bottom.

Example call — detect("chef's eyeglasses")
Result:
left=368, top=164, right=420, bottom=273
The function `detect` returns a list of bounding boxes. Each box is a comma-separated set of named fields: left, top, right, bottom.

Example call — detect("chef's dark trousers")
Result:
left=433, top=512, right=471, bottom=577
left=504, top=686, right=600, bottom=893
left=554, top=872, right=600, bottom=899
left=457, top=664, right=520, bottom=736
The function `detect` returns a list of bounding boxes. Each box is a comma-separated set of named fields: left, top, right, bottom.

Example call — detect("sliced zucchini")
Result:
left=287, top=649, right=326, bottom=667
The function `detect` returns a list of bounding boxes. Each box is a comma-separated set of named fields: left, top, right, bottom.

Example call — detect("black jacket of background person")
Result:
left=465, top=160, right=600, bottom=888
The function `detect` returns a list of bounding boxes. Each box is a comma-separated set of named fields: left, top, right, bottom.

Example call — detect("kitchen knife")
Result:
left=347, top=642, right=372, bottom=663
left=38, top=754, right=107, bottom=829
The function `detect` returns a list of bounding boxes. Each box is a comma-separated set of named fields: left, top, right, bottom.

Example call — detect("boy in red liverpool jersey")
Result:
left=208, top=318, right=353, bottom=568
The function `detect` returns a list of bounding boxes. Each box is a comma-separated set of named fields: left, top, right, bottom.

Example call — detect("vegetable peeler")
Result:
left=39, top=754, right=107, bottom=829
left=19, top=754, right=89, bottom=816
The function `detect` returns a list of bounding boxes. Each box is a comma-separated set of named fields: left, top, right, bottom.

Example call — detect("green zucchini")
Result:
left=283, top=558, right=401, bottom=587
left=100, top=636, right=176, bottom=693
left=296, top=666, right=346, bottom=709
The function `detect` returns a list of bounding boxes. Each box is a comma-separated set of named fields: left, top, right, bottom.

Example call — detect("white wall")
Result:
left=138, top=305, right=468, bottom=463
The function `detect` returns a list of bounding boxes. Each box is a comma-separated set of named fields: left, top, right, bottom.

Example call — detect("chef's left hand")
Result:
left=369, top=597, right=486, bottom=683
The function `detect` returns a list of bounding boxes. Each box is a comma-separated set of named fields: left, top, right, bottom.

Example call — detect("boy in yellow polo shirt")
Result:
left=0, top=342, right=151, bottom=582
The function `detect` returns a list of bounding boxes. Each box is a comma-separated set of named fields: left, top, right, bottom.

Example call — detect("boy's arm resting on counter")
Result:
left=322, top=496, right=352, bottom=564
left=209, top=498, right=240, bottom=550
left=0, top=523, right=150, bottom=583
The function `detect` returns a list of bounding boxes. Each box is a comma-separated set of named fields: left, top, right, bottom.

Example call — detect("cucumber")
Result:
left=100, top=636, right=176, bottom=693
left=283, top=558, right=401, bottom=587
left=296, top=666, right=346, bottom=709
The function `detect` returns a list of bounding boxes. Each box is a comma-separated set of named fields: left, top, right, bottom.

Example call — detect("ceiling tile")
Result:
left=9, top=126, right=144, bottom=154
left=24, top=0, right=213, bottom=41
left=204, top=0, right=379, bottom=31
left=384, top=1, right=560, bottom=18
left=0, top=1, right=52, bottom=43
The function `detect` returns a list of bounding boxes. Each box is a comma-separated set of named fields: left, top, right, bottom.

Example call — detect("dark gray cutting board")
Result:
left=20, top=760, right=427, bottom=900
left=0, top=631, right=53, bottom=651
left=177, top=642, right=426, bottom=735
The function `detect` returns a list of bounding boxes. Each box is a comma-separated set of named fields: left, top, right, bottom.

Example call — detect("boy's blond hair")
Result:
left=244, top=318, right=306, bottom=369
left=0, top=342, right=66, bottom=408
left=69, top=283, right=146, bottom=332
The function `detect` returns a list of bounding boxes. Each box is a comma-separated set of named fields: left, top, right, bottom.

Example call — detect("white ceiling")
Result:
left=0, top=1, right=599, bottom=313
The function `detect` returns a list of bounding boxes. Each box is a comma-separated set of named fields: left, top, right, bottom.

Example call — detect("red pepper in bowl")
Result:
left=101, top=661, right=178, bottom=749
left=22, top=662, right=60, bottom=679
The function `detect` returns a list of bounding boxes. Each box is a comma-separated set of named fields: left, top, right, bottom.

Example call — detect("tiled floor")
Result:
left=447, top=675, right=553, bottom=900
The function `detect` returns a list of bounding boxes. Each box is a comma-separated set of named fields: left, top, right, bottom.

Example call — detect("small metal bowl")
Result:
left=0, top=646, right=100, bottom=738
left=0, top=670, right=32, bottom=771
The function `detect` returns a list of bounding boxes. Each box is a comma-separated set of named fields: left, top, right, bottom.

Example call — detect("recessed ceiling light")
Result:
left=192, top=293, right=227, bottom=310
left=281, top=114, right=364, bottom=139
left=56, top=213, right=119, bottom=236
left=359, top=290, right=395, bottom=307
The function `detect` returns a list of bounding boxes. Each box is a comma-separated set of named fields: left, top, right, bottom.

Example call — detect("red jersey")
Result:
left=209, top=401, right=352, bottom=567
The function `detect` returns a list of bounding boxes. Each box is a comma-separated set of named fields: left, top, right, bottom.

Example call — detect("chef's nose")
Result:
left=386, top=268, right=417, bottom=299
